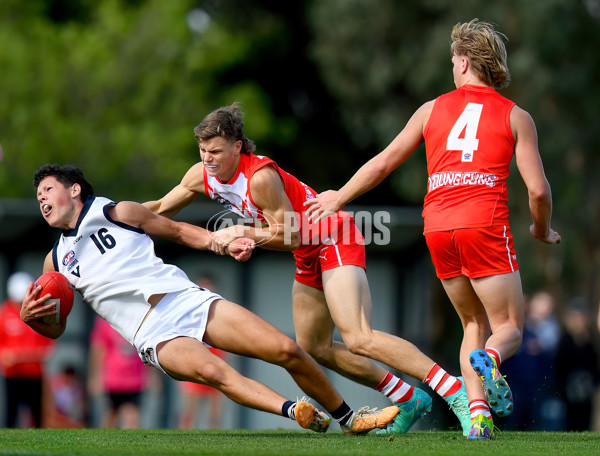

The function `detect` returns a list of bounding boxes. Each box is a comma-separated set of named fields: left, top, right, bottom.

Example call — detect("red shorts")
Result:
left=293, top=213, right=366, bottom=290
left=424, top=225, right=519, bottom=279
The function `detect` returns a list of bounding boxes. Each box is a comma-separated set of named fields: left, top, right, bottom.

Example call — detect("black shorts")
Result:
left=108, top=392, right=141, bottom=409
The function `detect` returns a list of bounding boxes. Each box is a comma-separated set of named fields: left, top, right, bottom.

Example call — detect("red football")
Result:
left=35, top=271, right=74, bottom=324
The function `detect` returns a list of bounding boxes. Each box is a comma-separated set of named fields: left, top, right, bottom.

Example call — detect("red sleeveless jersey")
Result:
left=422, top=85, right=516, bottom=233
left=204, top=153, right=358, bottom=255
left=203, top=153, right=314, bottom=225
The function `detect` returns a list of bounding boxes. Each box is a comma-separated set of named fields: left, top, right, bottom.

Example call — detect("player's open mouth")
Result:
left=42, top=204, right=52, bottom=216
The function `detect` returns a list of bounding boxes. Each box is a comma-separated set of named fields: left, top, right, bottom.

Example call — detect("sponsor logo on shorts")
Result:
left=318, top=247, right=327, bottom=261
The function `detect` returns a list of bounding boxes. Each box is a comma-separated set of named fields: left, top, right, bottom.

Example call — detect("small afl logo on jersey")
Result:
left=63, top=250, right=75, bottom=266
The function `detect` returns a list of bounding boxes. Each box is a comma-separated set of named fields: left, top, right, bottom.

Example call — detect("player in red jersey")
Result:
left=305, top=19, right=561, bottom=439
left=0, top=272, right=54, bottom=427
left=145, top=103, right=472, bottom=436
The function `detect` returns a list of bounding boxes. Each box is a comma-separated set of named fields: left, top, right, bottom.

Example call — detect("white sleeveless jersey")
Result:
left=52, top=196, right=196, bottom=343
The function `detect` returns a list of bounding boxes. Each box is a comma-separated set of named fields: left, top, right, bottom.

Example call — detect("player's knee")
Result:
left=295, top=337, right=325, bottom=362
left=494, top=321, right=522, bottom=342
left=512, top=326, right=523, bottom=346
left=342, top=332, right=373, bottom=357
left=194, top=362, right=226, bottom=390
left=273, top=336, right=306, bottom=366
left=306, top=344, right=333, bottom=365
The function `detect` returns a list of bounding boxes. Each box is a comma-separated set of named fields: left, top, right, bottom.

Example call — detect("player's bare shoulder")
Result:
left=417, top=100, right=436, bottom=124
left=249, top=165, right=288, bottom=209
left=43, top=251, right=55, bottom=273
left=509, top=105, right=537, bottom=141
left=419, top=99, right=436, bottom=113
left=249, top=165, right=284, bottom=192
left=181, top=162, right=207, bottom=194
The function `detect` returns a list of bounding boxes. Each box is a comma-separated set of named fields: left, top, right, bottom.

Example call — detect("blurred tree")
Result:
left=196, top=0, right=360, bottom=190
left=0, top=0, right=357, bottom=202
left=0, top=0, right=325, bottom=201
left=1, top=0, right=598, bottom=300
left=307, top=0, right=600, bottom=298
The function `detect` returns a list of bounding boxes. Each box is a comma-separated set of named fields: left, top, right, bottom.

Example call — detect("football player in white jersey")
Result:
left=20, top=164, right=400, bottom=433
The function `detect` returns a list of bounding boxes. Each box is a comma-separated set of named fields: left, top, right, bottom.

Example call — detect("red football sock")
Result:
left=423, top=364, right=462, bottom=397
left=469, top=399, right=491, bottom=419
left=485, top=348, right=501, bottom=367
left=376, top=372, right=414, bottom=403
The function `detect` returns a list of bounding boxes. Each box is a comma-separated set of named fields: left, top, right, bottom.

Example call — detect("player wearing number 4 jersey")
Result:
left=22, top=164, right=398, bottom=434
left=305, top=19, right=561, bottom=439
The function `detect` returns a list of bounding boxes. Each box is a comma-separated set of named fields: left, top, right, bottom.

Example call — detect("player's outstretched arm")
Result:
left=512, top=106, right=561, bottom=244
left=143, top=163, right=205, bottom=218
left=305, top=101, right=431, bottom=223
left=111, top=201, right=255, bottom=260
left=20, top=252, right=66, bottom=339
left=113, top=200, right=212, bottom=249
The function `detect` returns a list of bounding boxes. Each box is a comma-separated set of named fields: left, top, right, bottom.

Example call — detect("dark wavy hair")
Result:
left=33, top=164, right=95, bottom=202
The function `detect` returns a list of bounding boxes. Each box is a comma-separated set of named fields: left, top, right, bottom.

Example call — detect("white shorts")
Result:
left=133, top=287, right=222, bottom=374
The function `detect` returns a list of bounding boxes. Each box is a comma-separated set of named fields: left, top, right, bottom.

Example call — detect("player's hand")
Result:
left=304, top=190, right=342, bottom=223
left=20, top=281, right=56, bottom=324
left=227, top=237, right=255, bottom=262
left=209, top=226, right=244, bottom=256
left=530, top=225, right=561, bottom=244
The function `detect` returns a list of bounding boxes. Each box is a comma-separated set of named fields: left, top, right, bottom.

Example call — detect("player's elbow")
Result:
left=370, top=161, right=387, bottom=177
left=288, top=230, right=301, bottom=250
left=143, top=200, right=160, bottom=214
left=528, top=184, right=551, bottom=206
left=277, top=229, right=300, bottom=251
left=368, top=156, right=394, bottom=179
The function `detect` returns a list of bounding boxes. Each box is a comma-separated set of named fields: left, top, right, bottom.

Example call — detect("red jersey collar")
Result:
left=460, top=84, right=496, bottom=93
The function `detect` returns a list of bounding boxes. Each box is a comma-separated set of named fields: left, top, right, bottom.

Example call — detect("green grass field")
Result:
left=0, top=429, right=599, bottom=456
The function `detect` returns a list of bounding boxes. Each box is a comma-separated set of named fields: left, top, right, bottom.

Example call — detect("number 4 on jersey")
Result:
left=446, top=103, right=483, bottom=162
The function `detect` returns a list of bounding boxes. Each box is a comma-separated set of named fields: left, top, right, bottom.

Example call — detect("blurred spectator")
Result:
left=556, top=297, right=600, bottom=431
left=0, top=272, right=54, bottom=428
left=178, top=274, right=226, bottom=429
left=527, top=291, right=562, bottom=353
left=46, top=365, right=86, bottom=428
left=502, top=291, right=563, bottom=430
left=88, top=316, right=150, bottom=429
